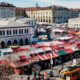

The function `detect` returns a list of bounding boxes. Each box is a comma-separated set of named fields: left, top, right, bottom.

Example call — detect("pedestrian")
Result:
left=34, top=71, right=37, bottom=78
left=49, top=70, right=53, bottom=77
left=27, top=76, right=30, bottom=80
left=32, top=77, right=35, bottom=80
left=43, top=71, right=48, bottom=80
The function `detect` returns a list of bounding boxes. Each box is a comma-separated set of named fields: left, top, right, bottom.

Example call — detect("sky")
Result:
left=1, top=0, right=80, bottom=8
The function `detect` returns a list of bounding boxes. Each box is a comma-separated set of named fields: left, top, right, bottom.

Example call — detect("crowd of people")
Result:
left=26, top=70, right=54, bottom=80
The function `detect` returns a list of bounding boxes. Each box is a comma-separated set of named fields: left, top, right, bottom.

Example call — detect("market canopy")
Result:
left=65, top=48, right=74, bottom=54
left=75, top=31, right=80, bottom=35
left=52, top=28, right=65, bottom=33
left=30, top=48, right=44, bottom=54
left=0, top=48, right=13, bottom=53
left=57, top=36, right=72, bottom=40
left=58, top=50, right=67, bottom=56
left=51, top=41, right=64, bottom=46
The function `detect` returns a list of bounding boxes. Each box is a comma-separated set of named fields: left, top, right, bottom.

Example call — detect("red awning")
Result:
left=19, top=55, right=27, bottom=61
left=32, top=44, right=39, bottom=48
left=39, top=55, right=46, bottom=61
left=10, top=60, right=30, bottom=68
left=0, top=60, right=7, bottom=65
left=32, top=56, right=40, bottom=62
left=65, top=48, right=74, bottom=54
left=43, top=53, right=51, bottom=60
left=52, top=53, right=59, bottom=58
left=17, top=61, right=29, bottom=67
left=77, top=43, right=80, bottom=49
left=13, top=47, right=29, bottom=53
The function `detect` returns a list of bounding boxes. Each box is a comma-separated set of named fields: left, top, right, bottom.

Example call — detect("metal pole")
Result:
left=50, top=53, right=53, bottom=70
left=50, top=44, right=53, bottom=70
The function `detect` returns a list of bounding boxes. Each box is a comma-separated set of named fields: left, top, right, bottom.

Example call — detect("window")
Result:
left=13, top=29, right=17, bottom=35
left=24, top=29, right=27, bottom=33
left=34, top=21, right=36, bottom=25
left=4, top=52, right=11, bottom=55
left=15, top=30, right=17, bottom=34
left=13, top=30, right=15, bottom=34
left=7, top=30, right=9, bottom=35
left=24, top=29, right=28, bottom=33
left=19, top=29, right=23, bottom=34
left=0, top=51, right=1, bottom=56
left=0, top=30, right=2, bottom=35
left=10, top=30, right=11, bottom=35
left=7, top=30, right=11, bottom=35
left=3, top=30, right=5, bottom=35
left=30, top=22, right=33, bottom=25
left=27, top=29, right=28, bottom=33
left=4, top=52, right=8, bottom=55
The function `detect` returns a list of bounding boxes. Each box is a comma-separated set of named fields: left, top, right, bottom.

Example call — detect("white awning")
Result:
left=57, top=36, right=72, bottom=40
left=37, top=42, right=50, bottom=46
left=43, top=47, right=52, bottom=51
left=30, top=48, right=44, bottom=54
left=51, top=41, right=64, bottom=45
left=0, top=48, right=13, bottom=53
left=52, top=29, right=65, bottom=32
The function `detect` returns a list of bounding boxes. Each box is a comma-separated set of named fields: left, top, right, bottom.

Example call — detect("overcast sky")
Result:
left=1, top=0, right=80, bottom=8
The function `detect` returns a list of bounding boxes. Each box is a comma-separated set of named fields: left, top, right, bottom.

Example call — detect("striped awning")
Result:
left=0, top=60, right=7, bottom=65
left=19, top=55, right=27, bottom=61
left=39, top=55, right=45, bottom=61
left=10, top=60, right=30, bottom=68
left=42, top=47, right=52, bottom=51
left=52, top=53, right=59, bottom=58
left=65, top=48, right=74, bottom=54
left=38, top=53, right=59, bottom=61
left=14, top=47, right=29, bottom=52
left=43, top=53, right=51, bottom=60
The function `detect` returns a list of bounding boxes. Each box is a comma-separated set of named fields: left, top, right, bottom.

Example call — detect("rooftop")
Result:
left=0, top=2, right=15, bottom=7
left=0, top=17, right=36, bottom=28
left=25, top=5, right=69, bottom=11
left=16, top=8, right=26, bottom=11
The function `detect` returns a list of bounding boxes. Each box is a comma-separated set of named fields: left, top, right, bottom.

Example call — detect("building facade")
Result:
left=25, top=6, right=79, bottom=24
left=25, top=7, right=53, bottom=24
left=68, top=17, right=80, bottom=29
left=15, top=8, right=27, bottom=17
left=0, top=17, right=37, bottom=48
left=53, top=7, right=79, bottom=23
left=0, top=2, right=15, bottom=19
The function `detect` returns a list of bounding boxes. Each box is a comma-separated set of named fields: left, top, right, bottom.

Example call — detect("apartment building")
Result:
left=16, top=8, right=27, bottom=17
left=25, top=6, right=79, bottom=24
left=0, top=2, right=15, bottom=19
left=68, top=17, right=80, bottom=28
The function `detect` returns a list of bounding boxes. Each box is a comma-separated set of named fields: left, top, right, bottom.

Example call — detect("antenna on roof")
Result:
left=36, top=3, right=39, bottom=8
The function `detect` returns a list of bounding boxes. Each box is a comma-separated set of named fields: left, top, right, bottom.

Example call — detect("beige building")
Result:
left=25, top=6, right=79, bottom=24
left=68, top=17, right=80, bottom=28
left=25, top=7, right=53, bottom=24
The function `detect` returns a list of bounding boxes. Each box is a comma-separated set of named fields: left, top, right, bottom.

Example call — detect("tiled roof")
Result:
left=25, top=5, right=69, bottom=11
left=16, top=8, right=25, bottom=11
left=25, top=7, right=52, bottom=11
